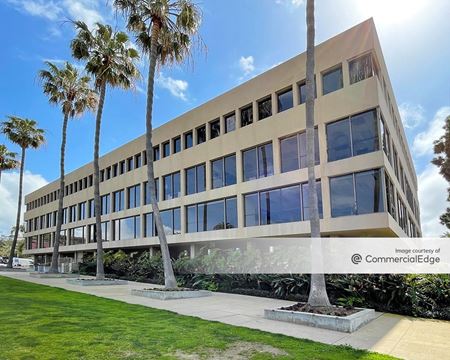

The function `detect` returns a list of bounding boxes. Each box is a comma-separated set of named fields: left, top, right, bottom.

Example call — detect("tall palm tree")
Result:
left=1, top=117, right=45, bottom=268
left=39, top=61, right=98, bottom=274
left=0, top=144, right=19, bottom=183
left=305, top=0, right=331, bottom=307
left=114, top=0, right=202, bottom=289
left=71, top=21, right=139, bottom=280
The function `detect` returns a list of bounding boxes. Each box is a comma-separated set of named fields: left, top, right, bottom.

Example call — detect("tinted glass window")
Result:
left=163, top=142, right=170, bottom=157
left=298, top=77, right=316, bottom=104
left=212, top=158, right=223, bottom=189
left=173, top=172, right=180, bottom=198
left=186, top=167, right=196, bottom=195
left=197, top=125, right=206, bottom=144
left=145, top=213, right=154, bottom=237
left=349, top=53, right=374, bottom=84
left=153, top=146, right=160, bottom=161
left=243, top=147, right=257, bottom=181
left=302, top=181, right=323, bottom=220
left=327, top=118, right=351, bottom=161
left=206, top=200, right=225, bottom=231
left=280, top=135, right=299, bottom=173
left=197, top=164, right=205, bottom=192
left=144, top=179, right=159, bottom=204
left=173, top=208, right=181, bottom=234
left=161, top=209, right=173, bottom=235
left=226, top=197, right=238, bottom=228
left=351, top=110, right=378, bottom=156
left=241, top=105, right=253, bottom=127
left=210, top=119, right=220, bottom=139
left=322, top=66, right=343, bottom=95
left=355, top=169, right=383, bottom=215
left=330, top=174, right=354, bottom=217
left=225, top=113, right=235, bottom=133
left=184, top=131, right=193, bottom=149
left=224, top=155, right=236, bottom=186
left=173, top=137, right=181, bottom=153
left=244, top=193, right=259, bottom=227
left=277, top=88, right=293, bottom=112
left=258, top=143, right=274, bottom=178
left=163, top=174, right=172, bottom=200
left=258, top=97, right=272, bottom=120
left=186, top=205, right=197, bottom=233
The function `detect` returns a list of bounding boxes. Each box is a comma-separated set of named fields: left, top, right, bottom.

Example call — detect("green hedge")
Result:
left=78, top=250, right=450, bottom=320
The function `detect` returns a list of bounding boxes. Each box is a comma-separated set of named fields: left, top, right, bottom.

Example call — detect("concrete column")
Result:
left=189, top=243, right=196, bottom=259
left=292, top=82, right=299, bottom=106
left=235, top=107, right=242, bottom=129
left=271, top=93, right=277, bottom=115
left=272, top=135, right=281, bottom=175
left=252, top=101, right=258, bottom=122
left=342, top=61, right=350, bottom=88
left=205, top=158, right=212, bottom=191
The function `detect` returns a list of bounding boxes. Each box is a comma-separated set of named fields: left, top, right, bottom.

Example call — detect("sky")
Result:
left=0, top=0, right=449, bottom=237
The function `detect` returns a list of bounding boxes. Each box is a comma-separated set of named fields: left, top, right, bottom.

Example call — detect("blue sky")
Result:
left=0, top=0, right=449, bottom=236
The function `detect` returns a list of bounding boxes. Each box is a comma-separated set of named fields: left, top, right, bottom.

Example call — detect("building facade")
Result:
left=23, top=19, right=421, bottom=264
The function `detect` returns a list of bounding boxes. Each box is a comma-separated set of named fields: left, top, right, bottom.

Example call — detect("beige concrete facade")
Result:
left=23, top=19, right=421, bottom=262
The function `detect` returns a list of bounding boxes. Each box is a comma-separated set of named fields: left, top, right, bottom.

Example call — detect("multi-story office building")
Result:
left=23, top=19, right=421, bottom=264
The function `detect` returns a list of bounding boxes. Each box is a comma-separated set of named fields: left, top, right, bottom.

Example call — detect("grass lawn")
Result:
left=0, top=276, right=396, bottom=360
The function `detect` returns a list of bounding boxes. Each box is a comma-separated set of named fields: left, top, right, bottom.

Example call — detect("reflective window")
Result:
left=185, top=163, right=205, bottom=195
left=211, top=154, right=236, bottom=189
left=173, top=136, right=181, bottom=154
left=225, top=113, right=236, bottom=133
left=69, top=227, right=85, bottom=245
left=210, top=119, right=220, bottom=139
left=322, top=66, right=343, bottom=95
left=240, top=105, right=253, bottom=127
left=114, top=216, right=140, bottom=240
left=101, top=194, right=110, bottom=215
left=144, top=179, right=159, bottom=204
left=258, top=97, right=272, bottom=120
left=184, top=131, right=193, bottom=149
left=327, top=109, right=378, bottom=162
left=298, top=76, right=316, bottom=104
left=302, top=182, right=323, bottom=220
left=330, top=169, right=384, bottom=218
left=127, top=184, right=141, bottom=209
left=163, top=172, right=181, bottom=200
left=113, top=190, right=124, bottom=212
left=380, top=114, right=391, bottom=163
left=127, top=157, right=134, bottom=171
left=153, top=146, right=160, bottom=161
left=135, top=154, right=142, bottom=168
left=349, top=53, right=376, bottom=84
left=186, top=198, right=237, bottom=233
left=146, top=208, right=181, bottom=236
left=243, top=143, right=273, bottom=181
left=277, top=88, right=293, bottom=112
left=280, top=129, right=319, bottom=172
left=163, top=141, right=170, bottom=157
left=196, top=125, right=206, bottom=144
left=385, top=173, right=396, bottom=220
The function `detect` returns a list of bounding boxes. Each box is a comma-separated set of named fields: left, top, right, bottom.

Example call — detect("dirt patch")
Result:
left=280, top=302, right=359, bottom=316
left=175, top=341, right=287, bottom=359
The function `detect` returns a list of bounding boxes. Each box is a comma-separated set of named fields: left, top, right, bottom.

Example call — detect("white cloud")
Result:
left=239, top=56, right=255, bottom=75
left=418, top=164, right=447, bottom=237
left=275, top=0, right=304, bottom=8
left=63, top=0, right=104, bottom=29
left=7, top=0, right=62, bottom=20
left=399, top=102, right=425, bottom=129
left=0, top=171, right=48, bottom=236
left=412, top=106, right=450, bottom=156
left=156, top=73, right=188, bottom=101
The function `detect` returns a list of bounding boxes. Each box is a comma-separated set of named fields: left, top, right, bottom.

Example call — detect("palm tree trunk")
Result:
left=145, top=21, right=177, bottom=289
left=7, top=147, right=25, bottom=268
left=305, top=0, right=331, bottom=307
left=49, top=112, right=69, bottom=273
left=94, top=82, right=106, bottom=280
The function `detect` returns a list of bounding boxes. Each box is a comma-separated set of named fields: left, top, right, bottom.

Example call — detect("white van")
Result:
left=12, top=257, right=34, bottom=268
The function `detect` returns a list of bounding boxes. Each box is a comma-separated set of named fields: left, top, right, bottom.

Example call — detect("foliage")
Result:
left=78, top=250, right=450, bottom=320
left=0, top=144, right=19, bottom=173
left=432, top=115, right=450, bottom=230
left=0, top=276, right=395, bottom=360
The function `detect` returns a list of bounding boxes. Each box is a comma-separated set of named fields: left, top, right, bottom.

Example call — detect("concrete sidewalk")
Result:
left=2, top=271, right=449, bottom=360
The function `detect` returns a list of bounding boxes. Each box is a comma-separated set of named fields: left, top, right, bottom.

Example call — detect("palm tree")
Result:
left=1, top=116, right=45, bottom=268
left=39, top=61, right=98, bottom=274
left=114, top=0, right=202, bottom=289
left=0, top=144, right=19, bottom=183
left=71, top=21, right=139, bottom=280
left=305, top=0, right=331, bottom=307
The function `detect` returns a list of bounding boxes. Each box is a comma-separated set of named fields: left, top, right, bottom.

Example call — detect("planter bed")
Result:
left=66, top=278, right=128, bottom=286
left=30, top=272, right=78, bottom=278
left=264, top=303, right=376, bottom=333
left=131, top=288, right=212, bottom=300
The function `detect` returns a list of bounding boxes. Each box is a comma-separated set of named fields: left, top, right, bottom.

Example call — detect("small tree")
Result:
left=432, top=115, right=450, bottom=230
left=1, top=117, right=45, bottom=268
left=71, top=22, right=139, bottom=279
left=0, top=144, right=19, bottom=183
left=39, top=61, right=98, bottom=273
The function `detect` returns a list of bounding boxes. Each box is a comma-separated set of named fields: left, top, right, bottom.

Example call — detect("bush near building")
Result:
left=78, top=249, right=450, bottom=320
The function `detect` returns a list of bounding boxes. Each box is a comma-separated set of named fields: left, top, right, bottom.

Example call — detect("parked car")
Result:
left=12, top=257, right=34, bottom=268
